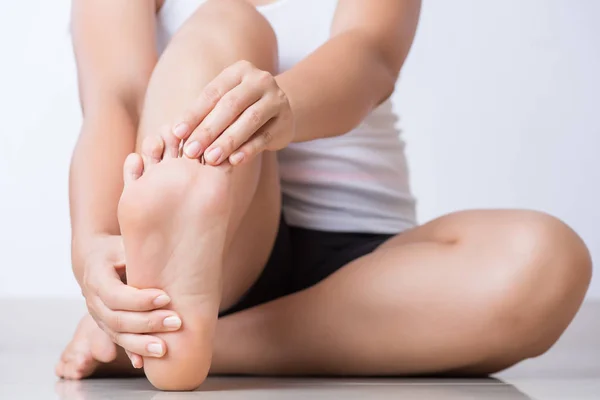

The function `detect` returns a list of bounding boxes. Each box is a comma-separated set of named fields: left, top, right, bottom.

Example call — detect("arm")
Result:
left=69, top=0, right=157, bottom=278
left=70, top=1, right=180, bottom=361
left=277, top=0, right=421, bottom=142
left=166, top=0, right=420, bottom=165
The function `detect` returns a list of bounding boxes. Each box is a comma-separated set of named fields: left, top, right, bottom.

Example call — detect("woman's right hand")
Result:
left=75, top=234, right=182, bottom=361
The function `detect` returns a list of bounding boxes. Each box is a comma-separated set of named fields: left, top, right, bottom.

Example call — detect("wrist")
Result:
left=275, top=73, right=300, bottom=143
left=71, top=232, right=117, bottom=283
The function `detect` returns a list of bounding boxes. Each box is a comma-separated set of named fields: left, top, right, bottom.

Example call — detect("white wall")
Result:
left=0, top=0, right=598, bottom=299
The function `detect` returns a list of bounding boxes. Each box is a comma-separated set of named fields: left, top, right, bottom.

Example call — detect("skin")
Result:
left=57, top=0, right=592, bottom=391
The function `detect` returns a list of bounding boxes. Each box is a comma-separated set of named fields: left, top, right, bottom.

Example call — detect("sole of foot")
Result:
left=118, top=136, right=232, bottom=391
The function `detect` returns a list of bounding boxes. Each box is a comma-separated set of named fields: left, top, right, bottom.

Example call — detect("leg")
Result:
left=131, top=0, right=280, bottom=312
left=210, top=210, right=592, bottom=375
left=119, top=0, right=280, bottom=390
left=64, top=0, right=278, bottom=390
left=56, top=1, right=280, bottom=385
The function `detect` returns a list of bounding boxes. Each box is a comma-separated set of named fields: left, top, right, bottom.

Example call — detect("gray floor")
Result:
left=1, top=299, right=598, bottom=399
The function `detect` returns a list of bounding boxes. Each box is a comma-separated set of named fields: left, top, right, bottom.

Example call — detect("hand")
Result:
left=170, top=60, right=295, bottom=165
left=75, top=235, right=182, bottom=365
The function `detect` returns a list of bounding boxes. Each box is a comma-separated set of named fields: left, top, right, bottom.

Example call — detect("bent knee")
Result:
left=172, top=0, right=278, bottom=71
left=481, top=210, right=591, bottom=359
left=502, top=210, right=592, bottom=299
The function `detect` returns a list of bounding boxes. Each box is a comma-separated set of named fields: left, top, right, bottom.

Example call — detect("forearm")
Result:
left=276, top=31, right=397, bottom=142
left=69, top=103, right=137, bottom=278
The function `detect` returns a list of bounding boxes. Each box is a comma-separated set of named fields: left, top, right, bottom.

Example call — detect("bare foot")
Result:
left=55, top=314, right=139, bottom=380
left=118, top=136, right=232, bottom=390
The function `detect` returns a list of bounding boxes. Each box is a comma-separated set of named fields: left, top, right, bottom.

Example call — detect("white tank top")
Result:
left=157, top=0, right=416, bottom=234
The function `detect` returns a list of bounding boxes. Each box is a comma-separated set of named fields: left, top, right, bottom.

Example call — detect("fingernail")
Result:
left=173, top=123, right=189, bottom=139
left=147, top=343, right=164, bottom=356
left=163, top=316, right=182, bottom=329
left=153, top=294, right=171, bottom=307
left=205, top=147, right=223, bottom=163
left=230, top=152, right=245, bottom=165
left=184, top=141, right=202, bottom=158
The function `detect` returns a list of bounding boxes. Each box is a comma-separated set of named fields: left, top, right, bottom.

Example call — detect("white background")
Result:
left=0, top=0, right=598, bottom=299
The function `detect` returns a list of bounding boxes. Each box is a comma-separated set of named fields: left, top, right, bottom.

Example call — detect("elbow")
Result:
left=368, top=42, right=400, bottom=106
left=379, top=71, right=396, bottom=104
left=373, top=61, right=398, bottom=106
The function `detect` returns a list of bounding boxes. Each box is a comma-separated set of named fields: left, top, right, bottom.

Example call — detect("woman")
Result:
left=56, top=0, right=591, bottom=391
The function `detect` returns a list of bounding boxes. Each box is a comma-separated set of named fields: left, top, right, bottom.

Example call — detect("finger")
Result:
left=182, top=80, right=263, bottom=160
left=205, top=96, right=278, bottom=165
left=100, top=307, right=182, bottom=334
left=123, top=153, right=143, bottom=186
left=113, top=333, right=167, bottom=358
left=97, top=278, right=171, bottom=312
left=229, top=119, right=278, bottom=166
left=141, top=135, right=165, bottom=171
left=172, top=61, right=252, bottom=141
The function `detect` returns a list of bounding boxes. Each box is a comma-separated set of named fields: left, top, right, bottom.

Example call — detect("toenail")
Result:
left=163, top=316, right=182, bottom=329
left=206, top=147, right=223, bottom=163
left=153, top=294, right=171, bottom=307
left=173, top=123, right=189, bottom=139
left=184, top=141, right=202, bottom=158
left=147, top=343, right=164, bottom=356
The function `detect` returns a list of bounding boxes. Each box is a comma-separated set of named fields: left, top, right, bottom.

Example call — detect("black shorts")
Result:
left=220, top=214, right=395, bottom=317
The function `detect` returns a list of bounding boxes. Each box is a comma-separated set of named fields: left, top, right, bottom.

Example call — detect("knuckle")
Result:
left=276, top=89, right=289, bottom=106
left=262, top=130, right=274, bottom=144
left=146, top=317, right=157, bottom=332
left=255, top=70, right=273, bottom=85
left=223, top=94, right=240, bottom=111
left=200, top=125, right=214, bottom=140
left=112, top=313, right=124, bottom=332
left=237, top=59, right=253, bottom=71
left=223, top=135, right=236, bottom=153
left=202, top=85, right=221, bottom=105
left=247, top=109, right=262, bottom=126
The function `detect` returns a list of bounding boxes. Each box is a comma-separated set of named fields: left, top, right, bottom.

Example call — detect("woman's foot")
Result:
left=55, top=314, right=138, bottom=380
left=118, top=136, right=232, bottom=390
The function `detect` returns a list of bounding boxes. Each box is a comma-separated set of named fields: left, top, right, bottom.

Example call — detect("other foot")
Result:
left=55, top=314, right=140, bottom=380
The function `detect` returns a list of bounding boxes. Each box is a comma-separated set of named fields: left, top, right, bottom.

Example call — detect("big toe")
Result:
left=142, top=135, right=166, bottom=170
left=90, top=328, right=118, bottom=363
left=123, top=153, right=144, bottom=185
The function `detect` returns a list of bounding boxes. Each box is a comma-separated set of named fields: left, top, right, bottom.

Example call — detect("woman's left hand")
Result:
left=170, top=60, right=295, bottom=166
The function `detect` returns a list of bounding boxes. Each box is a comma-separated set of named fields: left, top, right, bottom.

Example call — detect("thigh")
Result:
left=137, top=0, right=282, bottom=309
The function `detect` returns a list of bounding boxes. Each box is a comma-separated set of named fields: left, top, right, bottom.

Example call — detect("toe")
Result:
left=55, top=361, right=65, bottom=378
left=160, top=124, right=182, bottom=158
left=62, top=362, right=77, bottom=380
left=90, top=327, right=118, bottom=363
left=142, top=136, right=165, bottom=169
left=123, top=153, right=144, bottom=185
left=131, top=353, right=144, bottom=369
left=75, top=353, right=100, bottom=379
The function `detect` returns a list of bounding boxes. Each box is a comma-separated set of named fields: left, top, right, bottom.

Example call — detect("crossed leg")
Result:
left=210, top=209, right=591, bottom=376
